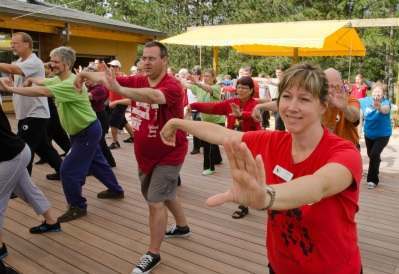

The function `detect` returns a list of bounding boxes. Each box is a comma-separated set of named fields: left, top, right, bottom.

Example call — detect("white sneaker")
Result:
left=367, top=182, right=377, bottom=189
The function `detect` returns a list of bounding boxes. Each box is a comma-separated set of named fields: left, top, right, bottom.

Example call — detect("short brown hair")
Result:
left=13, top=32, right=33, bottom=49
left=144, top=41, right=168, bottom=58
left=277, top=63, right=328, bottom=105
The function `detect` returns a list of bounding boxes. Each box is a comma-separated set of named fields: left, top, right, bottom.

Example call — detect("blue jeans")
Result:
left=60, top=120, right=123, bottom=208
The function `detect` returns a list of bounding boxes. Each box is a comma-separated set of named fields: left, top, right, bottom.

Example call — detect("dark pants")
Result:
left=192, top=111, right=202, bottom=151
left=17, top=117, right=61, bottom=175
left=46, top=97, right=70, bottom=153
left=60, top=120, right=123, bottom=209
left=273, top=111, right=285, bottom=131
left=203, top=142, right=222, bottom=171
left=365, top=136, right=390, bottom=185
left=96, top=110, right=116, bottom=167
left=261, top=110, right=270, bottom=128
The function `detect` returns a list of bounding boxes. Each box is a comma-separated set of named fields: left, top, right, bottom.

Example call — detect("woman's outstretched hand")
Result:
left=206, top=138, right=267, bottom=209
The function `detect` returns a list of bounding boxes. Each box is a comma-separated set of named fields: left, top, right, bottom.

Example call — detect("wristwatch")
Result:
left=261, top=185, right=276, bottom=210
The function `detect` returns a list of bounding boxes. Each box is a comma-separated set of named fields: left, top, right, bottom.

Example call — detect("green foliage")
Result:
left=45, top=0, right=399, bottom=87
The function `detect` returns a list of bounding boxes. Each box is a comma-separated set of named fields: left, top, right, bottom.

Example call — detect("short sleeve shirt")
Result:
left=43, top=74, right=96, bottom=135
left=242, top=128, right=362, bottom=274
left=116, top=73, right=188, bottom=174
left=359, top=96, right=392, bottom=139
left=12, top=53, right=49, bottom=120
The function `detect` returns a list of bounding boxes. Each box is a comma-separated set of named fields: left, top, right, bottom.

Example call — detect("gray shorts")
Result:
left=139, top=165, right=182, bottom=203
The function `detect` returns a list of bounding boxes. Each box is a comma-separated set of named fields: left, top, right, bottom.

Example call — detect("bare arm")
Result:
left=0, top=63, right=24, bottom=75
left=206, top=139, right=355, bottom=211
left=76, top=71, right=166, bottom=104
left=270, top=163, right=353, bottom=210
left=2, top=82, right=52, bottom=97
left=109, top=98, right=131, bottom=108
left=160, top=118, right=243, bottom=146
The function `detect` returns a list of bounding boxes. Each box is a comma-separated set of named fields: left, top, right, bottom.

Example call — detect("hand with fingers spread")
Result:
left=160, top=118, right=178, bottom=146
left=104, top=68, right=122, bottom=93
left=73, top=72, right=86, bottom=91
left=230, top=103, right=241, bottom=118
left=206, top=139, right=267, bottom=209
left=328, top=85, right=348, bottom=110
left=251, top=105, right=262, bottom=122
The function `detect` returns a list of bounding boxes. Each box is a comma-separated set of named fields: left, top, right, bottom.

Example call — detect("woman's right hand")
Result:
left=251, top=105, right=262, bottom=122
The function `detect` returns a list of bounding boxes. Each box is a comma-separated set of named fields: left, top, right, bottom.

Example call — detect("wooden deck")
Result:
left=4, top=121, right=399, bottom=273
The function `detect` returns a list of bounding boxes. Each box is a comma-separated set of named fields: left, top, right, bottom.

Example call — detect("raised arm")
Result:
left=160, top=118, right=242, bottom=147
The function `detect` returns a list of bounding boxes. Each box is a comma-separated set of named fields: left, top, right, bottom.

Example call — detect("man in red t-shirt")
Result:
left=75, top=41, right=189, bottom=274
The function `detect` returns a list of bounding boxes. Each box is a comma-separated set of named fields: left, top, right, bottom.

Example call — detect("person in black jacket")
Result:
left=0, top=103, right=61, bottom=262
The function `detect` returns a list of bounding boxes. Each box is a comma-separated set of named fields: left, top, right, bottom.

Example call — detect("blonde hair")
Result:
left=277, top=63, right=328, bottom=105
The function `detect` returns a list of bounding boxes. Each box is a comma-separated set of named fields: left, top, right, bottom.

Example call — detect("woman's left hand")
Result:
left=206, top=138, right=267, bottom=209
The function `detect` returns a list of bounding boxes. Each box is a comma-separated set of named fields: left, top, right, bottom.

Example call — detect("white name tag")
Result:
left=273, top=165, right=293, bottom=182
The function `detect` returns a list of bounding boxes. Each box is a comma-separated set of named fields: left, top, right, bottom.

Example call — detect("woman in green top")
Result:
left=183, top=69, right=224, bottom=176
left=0, top=46, right=124, bottom=223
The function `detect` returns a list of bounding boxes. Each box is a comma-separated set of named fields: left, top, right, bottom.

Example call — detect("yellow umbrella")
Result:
left=161, top=20, right=366, bottom=69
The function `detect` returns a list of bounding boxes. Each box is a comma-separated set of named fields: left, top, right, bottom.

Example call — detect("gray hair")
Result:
left=50, top=46, right=76, bottom=68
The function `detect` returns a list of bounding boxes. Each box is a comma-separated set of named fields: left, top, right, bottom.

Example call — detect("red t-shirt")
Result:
left=117, top=74, right=188, bottom=174
left=190, top=97, right=261, bottom=131
left=242, top=128, right=362, bottom=274
left=351, top=84, right=367, bottom=99
left=108, top=90, right=124, bottom=102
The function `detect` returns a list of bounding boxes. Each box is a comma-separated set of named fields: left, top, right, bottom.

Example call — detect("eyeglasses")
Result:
left=237, top=85, right=251, bottom=90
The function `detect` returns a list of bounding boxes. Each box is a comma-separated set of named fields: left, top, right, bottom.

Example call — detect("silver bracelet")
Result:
left=261, top=185, right=276, bottom=210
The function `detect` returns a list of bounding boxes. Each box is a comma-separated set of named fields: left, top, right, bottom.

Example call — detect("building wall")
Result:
left=68, top=36, right=137, bottom=74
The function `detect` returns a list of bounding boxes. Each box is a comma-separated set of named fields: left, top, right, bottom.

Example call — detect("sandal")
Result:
left=232, top=205, right=249, bottom=219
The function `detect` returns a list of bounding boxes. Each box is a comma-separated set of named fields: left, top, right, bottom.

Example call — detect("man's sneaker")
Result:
left=0, top=260, right=20, bottom=274
left=0, top=243, right=8, bottom=260
left=132, top=252, right=160, bottom=274
left=123, top=137, right=134, bottom=143
left=57, top=207, right=87, bottom=223
left=165, top=224, right=191, bottom=238
left=109, top=141, right=120, bottom=149
left=367, top=182, right=377, bottom=189
left=97, top=190, right=124, bottom=199
left=201, top=169, right=214, bottom=176
left=46, top=172, right=60, bottom=180
left=29, top=221, right=61, bottom=234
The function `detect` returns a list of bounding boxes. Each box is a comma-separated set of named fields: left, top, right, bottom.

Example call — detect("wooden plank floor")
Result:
left=4, top=117, right=399, bottom=274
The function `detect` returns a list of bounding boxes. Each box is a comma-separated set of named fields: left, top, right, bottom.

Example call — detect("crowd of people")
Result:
left=0, top=32, right=395, bottom=274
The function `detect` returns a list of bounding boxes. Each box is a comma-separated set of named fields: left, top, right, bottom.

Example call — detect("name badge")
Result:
left=273, top=165, right=293, bottom=182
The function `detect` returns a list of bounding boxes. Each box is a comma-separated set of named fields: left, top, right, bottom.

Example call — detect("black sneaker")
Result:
left=29, top=221, right=61, bottom=234
left=0, top=260, right=20, bottom=274
left=165, top=224, right=191, bottom=238
left=97, top=190, right=124, bottom=199
left=123, top=137, right=134, bottom=143
left=0, top=243, right=8, bottom=260
left=132, top=252, right=160, bottom=274
left=57, top=207, right=87, bottom=223
left=190, top=149, right=200, bottom=155
left=109, top=141, right=120, bottom=149
left=35, top=158, right=47, bottom=165
left=46, top=173, right=60, bottom=180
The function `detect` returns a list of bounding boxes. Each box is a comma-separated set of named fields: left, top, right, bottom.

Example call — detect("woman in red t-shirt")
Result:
left=189, top=76, right=261, bottom=219
left=160, top=63, right=362, bottom=274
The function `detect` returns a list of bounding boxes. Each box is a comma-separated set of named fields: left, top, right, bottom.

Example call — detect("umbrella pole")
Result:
left=293, top=48, right=299, bottom=64
left=213, top=47, right=219, bottom=75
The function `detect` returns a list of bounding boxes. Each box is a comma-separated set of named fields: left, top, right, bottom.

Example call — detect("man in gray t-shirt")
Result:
left=0, top=32, right=61, bottom=179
